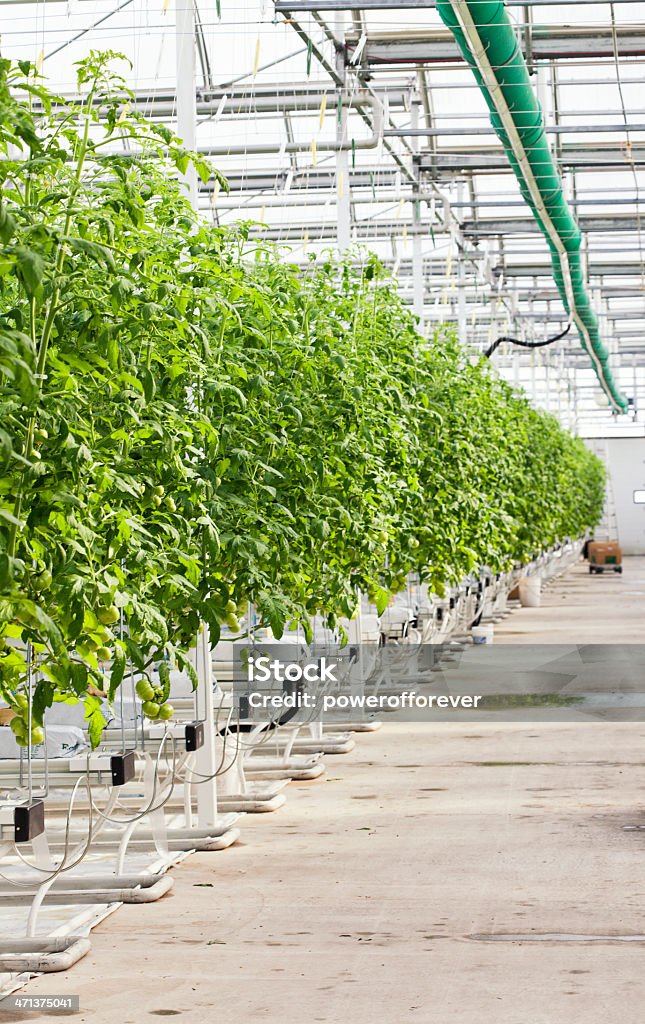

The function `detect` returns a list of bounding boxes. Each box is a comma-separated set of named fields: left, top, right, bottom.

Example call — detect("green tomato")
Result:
left=158, top=703, right=174, bottom=721
left=376, top=530, right=388, bottom=544
left=225, top=600, right=237, bottom=616
left=225, top=614, right=241, bottom=633
left=77, top=640, right=97, bottom=659
left=136, top=679, right=155, bottom=702
left=164, top=496, right=176, bottom=513
left=10, top=716, right=26, bottom=736
left=151, top=495, right=162, bottom=508
left=97, top=606, right=120, bottom=625
left=34, top=569, right=52, bottom=592
left=142, top=701, right=160, bottom=719
left=96, top=646, right=111, bottom=661
left=14, top=694, right=29, bottom=712
left=154, top=485, right=165, bottom=497
left=31, top=726, right=44, bottom=746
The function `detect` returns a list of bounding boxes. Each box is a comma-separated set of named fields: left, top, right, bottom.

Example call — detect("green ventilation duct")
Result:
left=436, top=0, right=628, bottom=414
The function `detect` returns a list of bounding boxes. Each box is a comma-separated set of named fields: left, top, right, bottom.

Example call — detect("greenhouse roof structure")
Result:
left=2, top=0, right=644, bottom=433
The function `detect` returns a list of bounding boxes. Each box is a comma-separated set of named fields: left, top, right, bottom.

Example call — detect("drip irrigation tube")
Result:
left=436, top=0, right=628, bottom=413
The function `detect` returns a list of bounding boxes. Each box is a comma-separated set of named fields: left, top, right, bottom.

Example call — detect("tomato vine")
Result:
left=0, top=54, right=604, bottom=744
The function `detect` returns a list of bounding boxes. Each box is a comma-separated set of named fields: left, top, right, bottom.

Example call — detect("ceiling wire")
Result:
left=43, top=0, right=135, bottom=63
left=194, top=0, right=214, bottom=91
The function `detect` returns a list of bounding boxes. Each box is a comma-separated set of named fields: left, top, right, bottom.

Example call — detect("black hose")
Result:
left=485, top=322, right=571, bottom=359
left=218, top=702, right=300, bottom=736
left=220, top=679, right=306, bottom=735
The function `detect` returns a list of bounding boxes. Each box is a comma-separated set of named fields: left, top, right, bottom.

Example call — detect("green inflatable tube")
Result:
left=436, top=0, right=627, bottom=413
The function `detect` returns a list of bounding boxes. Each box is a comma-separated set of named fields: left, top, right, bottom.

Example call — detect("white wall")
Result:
left=587, top=437, right=645, bottom=554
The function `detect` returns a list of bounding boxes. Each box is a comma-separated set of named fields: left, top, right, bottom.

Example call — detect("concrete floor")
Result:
left=12, top=557, right=645, bottom=1024
left=499, top=554, right=645, bottom=644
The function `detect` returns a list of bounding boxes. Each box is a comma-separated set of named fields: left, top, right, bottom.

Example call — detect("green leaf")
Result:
left=139, top=365, right=156, bottom=403
left=32, top=679, right=54, bottom=727
left=70, top=661, right=89, bottom=697
left=374, top=587, right=390, bottom=617
left=64, top=236, right=116, bottom=271
left=84, top=695, right=107, bottom=750
left=14, top=246, right=45, bottom=299
left=158, top=658, right=171, bottom=702
left=108, top=643, right=127, bottom=704
left=0, top=204, right=16, bottom=244
left=176, top=649, right=198, bottom=691
left=257, top=591, right=285, bottom=640
left=173, top=148, right=190, bottom=174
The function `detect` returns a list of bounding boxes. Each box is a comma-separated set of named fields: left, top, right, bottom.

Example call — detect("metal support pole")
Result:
left=544, top=326, right=551, bottom=413
left=195, top=625, right=218, bottom=828
left=176, top=1, right=216, bottom=827
left=411, top=100, right=424, bottom=328
left=457, top=181, right=467, bottom=345
left=176, top=0, right=198, bottom=207
left=335, top=13, right=351, bottom=251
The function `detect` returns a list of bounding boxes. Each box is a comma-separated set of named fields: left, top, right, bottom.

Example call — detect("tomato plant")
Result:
left=0, top=54, right=604, bottom=744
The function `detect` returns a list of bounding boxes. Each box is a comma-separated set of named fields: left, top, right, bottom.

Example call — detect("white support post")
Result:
left=544, top=331, right=551, bottom=413
left=195, top=625, right=218, bottom=828
left=412, top=233, right=424, bottom=326
left=535, top=63, right=551, bottom=153
left=336, top=119, right=351, bottom=251
left=457, top=180, right=467, bottom=346
left=335, top=13, right=351, bottom=251
left=411, top=100, right=424, bottom=329
left=176, top=2, right=217, bottom=828
left=346, top=592, right=365, bottom=705
left=175, top=0, right=198, bottom=208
